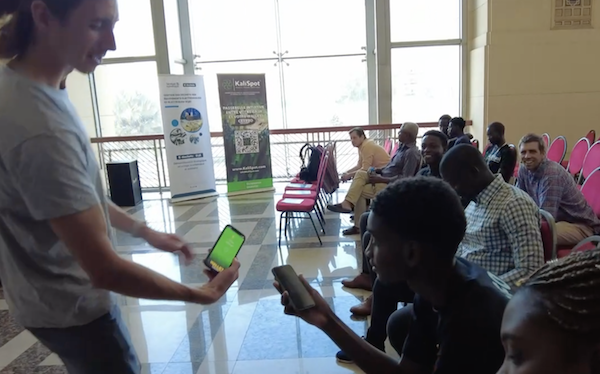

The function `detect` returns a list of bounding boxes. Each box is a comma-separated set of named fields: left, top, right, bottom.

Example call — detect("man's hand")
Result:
left=374, top=168, right=383, bottom=174
left=274, top=275, right=333, bottom=329
left=196, top=259, right=241, bottom=303
left=341, top=173, right=351, bottom=182
left=141, top=228, right=194, bottom=264
left=368, top=175, right=388, bottom=184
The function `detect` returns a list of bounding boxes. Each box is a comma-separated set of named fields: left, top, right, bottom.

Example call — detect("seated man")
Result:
left=328, top=123, right=421, bottom=235
left=340, top=127, right=390, bottom=182
left=447, top=117, right=471, bottom=149
left=338, top=144, right=543, bottom=363
left=276, top=177, right=510, bottom=374
left=517, top=133, right=600, bottom=246
left=341, top=130, right=449, bottom=312
left=438, top=114, right=451, bottom=137
left=484, top=122, right=517, bottom=183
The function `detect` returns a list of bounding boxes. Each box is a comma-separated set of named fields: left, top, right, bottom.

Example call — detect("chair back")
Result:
left=581, top=140, right=600, bottom=182
left=316, top=151, right=330, bottom=190
left=581, top=167, right=600, bottom=218
left=547, top=136, right=567, bottom=164
left=384, top=138, right=392, bottom=155
left=322, top=142, right=339, bottom=194
left=471, top=139, right=480, bottom=150
left=391, top=141, right=399, bottom=156
left=541, top=133, right=551, bottom=149
left=539, top=209, right=557, bottom=261
left=586, top=130, right=596, bottom=145
left=567, top=137, right=590, bottom=177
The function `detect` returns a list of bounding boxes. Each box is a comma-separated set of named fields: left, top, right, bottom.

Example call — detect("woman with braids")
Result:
left=498, top=249, right=600, bottom=374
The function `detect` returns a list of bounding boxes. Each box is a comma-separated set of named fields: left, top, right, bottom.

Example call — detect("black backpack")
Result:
left=298, top=143, right=322, bottom=183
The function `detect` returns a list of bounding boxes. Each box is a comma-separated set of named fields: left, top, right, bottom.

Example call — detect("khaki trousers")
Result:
left=345, top=170, right=387, bottom=228
left=556, top=221, right=594, bottom=247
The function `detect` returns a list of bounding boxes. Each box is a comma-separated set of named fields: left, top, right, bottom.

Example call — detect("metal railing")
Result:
left=91, top=122, right=443, bottom=192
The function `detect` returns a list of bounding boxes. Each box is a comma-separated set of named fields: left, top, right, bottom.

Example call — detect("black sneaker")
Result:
left=336, top=349, right=353, bottom=364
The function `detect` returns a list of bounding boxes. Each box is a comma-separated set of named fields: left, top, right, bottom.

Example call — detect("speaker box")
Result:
left=107, top=160, right=142, bottom=207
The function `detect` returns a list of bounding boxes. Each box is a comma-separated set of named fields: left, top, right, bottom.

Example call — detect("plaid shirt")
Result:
left=517, top=159, right=600, bottom=233
left=458, top=176, right=544, bottom=288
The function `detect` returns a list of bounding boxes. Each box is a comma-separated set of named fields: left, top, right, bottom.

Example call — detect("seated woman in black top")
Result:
left=485, top=122, right=517, bottom=182
left=275, top=177, right=510, bottom=374
left=498, top=249, right=600, bottom=374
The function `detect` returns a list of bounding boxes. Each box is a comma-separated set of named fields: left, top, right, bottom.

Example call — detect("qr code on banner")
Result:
left=234, top=130, right=259, bottom=154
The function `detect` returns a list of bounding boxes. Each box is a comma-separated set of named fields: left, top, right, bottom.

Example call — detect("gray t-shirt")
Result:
left=0, top=65, right=112, bottom=328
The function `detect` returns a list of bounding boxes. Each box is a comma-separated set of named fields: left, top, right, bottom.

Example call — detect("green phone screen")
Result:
left=207, top=226, right=244, bottom=272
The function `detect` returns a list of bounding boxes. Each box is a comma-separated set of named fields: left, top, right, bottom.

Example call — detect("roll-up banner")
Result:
left=158, top=75, right=218, bottom=203
left=217, top=74, right=274, bottom=195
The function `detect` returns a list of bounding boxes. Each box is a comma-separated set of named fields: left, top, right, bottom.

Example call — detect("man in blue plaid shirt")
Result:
left=441, top=144, right=545, bottom=287
left=516, top=134, right=600, bottom=246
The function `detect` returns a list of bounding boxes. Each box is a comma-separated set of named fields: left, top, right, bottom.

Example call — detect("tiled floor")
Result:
left=0, top=184, right=388, bottom=374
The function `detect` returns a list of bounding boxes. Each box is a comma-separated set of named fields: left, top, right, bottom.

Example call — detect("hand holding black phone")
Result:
left=272, top=265, right=316, bottom=311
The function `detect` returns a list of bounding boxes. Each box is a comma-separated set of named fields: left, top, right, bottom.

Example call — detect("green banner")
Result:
left=218, top=74, right=273, bottom=194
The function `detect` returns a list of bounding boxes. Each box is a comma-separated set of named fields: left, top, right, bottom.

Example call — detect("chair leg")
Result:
left=307, top=212, right=322, bottom=245
left=284, top=212, right=290, bottom=238
left=278, top=212, right=284, bottom=247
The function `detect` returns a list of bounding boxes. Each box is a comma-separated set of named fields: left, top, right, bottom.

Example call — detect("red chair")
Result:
left=547, top=136, right=567, bottom=164
left=557, top=167, right=600, bottom=258
left=586, top=130, right=596, bottom=145
left=384, top=138, right=392, bottom=155
left=541, top=133, right=551, bottom=149
left=471, top=139, right=480, bottom=150
left=539, top=209, right=557, bottom=261
left=579, top=140, right=600, bottom=184
left=277, top=151, right=330, bottom=246
left=566, top=137, right=590, bottom=178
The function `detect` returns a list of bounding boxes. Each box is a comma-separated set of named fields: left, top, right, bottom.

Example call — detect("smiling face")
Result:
left=497, top=290, right=592, bottom=374
left=38, top=0, right=118, bottom=74
left=421, top=135, right=445, bottom=166
left=519, top=141, right=545, bottom=171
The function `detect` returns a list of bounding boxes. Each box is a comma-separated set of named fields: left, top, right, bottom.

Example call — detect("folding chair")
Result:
left=579, top=140, right=600, bottom=185
left=547, top=136, right=567, bottom=164
left=566, top=137, right=590, bottom=178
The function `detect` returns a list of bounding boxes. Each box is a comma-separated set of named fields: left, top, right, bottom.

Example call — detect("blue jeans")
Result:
left=28, top=306, right=140, bottom=374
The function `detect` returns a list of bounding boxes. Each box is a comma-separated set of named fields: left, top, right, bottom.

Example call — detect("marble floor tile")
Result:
left=232, top=358, right=364, bottom=374
left=0, top=331, right=37, bottom=368
left=185, top=222, right=258, bottom=244
left=196, top=360, right=236, bottom=374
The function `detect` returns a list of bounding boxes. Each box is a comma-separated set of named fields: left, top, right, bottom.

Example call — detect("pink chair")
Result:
left=384, top=138, right=392, bottom=155
left=547, top=136, right=567, bottom=164
left=580, top=140, right=600, bottom=184
left=586, top=130, right=596, bottom=145
left=391, top=141, right=399, bottom=156
left=277, top=151, right=330, bottom=245
left=566, top=137, right=590, bottom=177
left=541, top=133, right=551, bottom=149
left=539, top=209, right=557, bottom=261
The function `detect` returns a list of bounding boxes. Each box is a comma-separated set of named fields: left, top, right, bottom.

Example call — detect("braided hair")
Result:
left=518, top=249, right=600, bottom=339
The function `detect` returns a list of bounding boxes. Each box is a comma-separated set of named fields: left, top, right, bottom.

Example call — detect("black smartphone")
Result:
left=272, top=265, right=316, bottom=311
left=203, top=225, right=245, bottom=273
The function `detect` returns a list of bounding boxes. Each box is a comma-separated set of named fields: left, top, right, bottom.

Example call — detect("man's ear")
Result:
left=403, top=241, right=421, bottom=268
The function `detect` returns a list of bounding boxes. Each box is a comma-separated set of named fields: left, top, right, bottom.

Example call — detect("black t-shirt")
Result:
left=484, top=144, right=516, bottom=179
left=417, top=166, right=440, bottom=178
left=402, top=258, right=510, bottom=374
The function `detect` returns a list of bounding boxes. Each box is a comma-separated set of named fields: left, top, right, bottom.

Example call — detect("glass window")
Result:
left=390, top=0, right=461, bottom=42
left=106, top=0, right=155, bottom=59
left=164, top=0, right=183, bottom=74
left=66, top=72, right=96, bottom=137
left=94, top=62, right=162, bottom=136
left=195, top=60, right=283, bottom=130
left=278, top=0, right=366, bottom=57
left=188, top=0, right=278, bottom=61
left=282, top=56, right=368, bottom=128
left=391, top=46, right=460, bottom=123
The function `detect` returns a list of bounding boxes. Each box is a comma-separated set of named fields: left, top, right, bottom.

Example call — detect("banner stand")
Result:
left=158, top=75, right=218, bottom=203
left=217, top=74, right=274, bottom=196
left=226, top=187, right=275, bottom=198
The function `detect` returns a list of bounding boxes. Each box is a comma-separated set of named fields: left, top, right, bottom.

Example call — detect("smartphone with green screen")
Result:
left=203, top=225, right=245, bottom=273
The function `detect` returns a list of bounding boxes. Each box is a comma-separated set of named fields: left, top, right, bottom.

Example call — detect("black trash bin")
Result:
left=106, top=160, right=142, bottom=207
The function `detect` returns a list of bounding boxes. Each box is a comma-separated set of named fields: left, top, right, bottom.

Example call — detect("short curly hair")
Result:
left=371, top=177, right=466, bottom=261
left=422, top=130, right=449, bottom=149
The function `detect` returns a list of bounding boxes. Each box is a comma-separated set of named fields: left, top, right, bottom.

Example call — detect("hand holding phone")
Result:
left=203, top=225, right=245, bottom=273
left=272, top=265, right=333, bottom=328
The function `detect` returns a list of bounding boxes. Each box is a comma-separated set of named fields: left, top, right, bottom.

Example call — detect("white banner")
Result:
left=158, top=75, right=218, bottom=203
